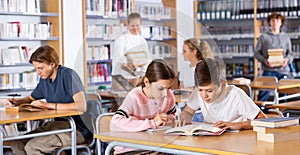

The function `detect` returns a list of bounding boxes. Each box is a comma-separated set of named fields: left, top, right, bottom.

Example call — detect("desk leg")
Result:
left=0, top=127, right=3, bottom=155
left=66, top=117, right=76, bottom=155
left=105, top=141, right=209, bottom=155
left=274, top=88, right=279, bottom=104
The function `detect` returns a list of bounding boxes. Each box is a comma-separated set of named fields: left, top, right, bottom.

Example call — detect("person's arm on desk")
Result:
left=6, top=91, right=86, bottom=112
left=30, top=91, right=87, bottom=112
left=179, top=106, right=196, bottom=126
left=6, top=96, right=35, bottom=106
left=214, top=110, right=267, bottom=130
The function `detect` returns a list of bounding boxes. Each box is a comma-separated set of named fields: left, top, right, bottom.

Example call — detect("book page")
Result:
left=146, top=126, right=172, bottom=132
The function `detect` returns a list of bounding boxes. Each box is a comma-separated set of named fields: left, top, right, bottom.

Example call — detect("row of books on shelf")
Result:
left=260, top=25, right=300, bottom=39
left=0, top=72, right=38, bottom=89
left=149, top=44, right=172, bottom=59
left=226, top=62, right=254, bottom=77
left=0, top=22, right=52, bottom=39
left=86, top=23, right=126, bottom=40
left=88, top=62, right=112, bottom=83
left=86, top=24, right=172, bottom=40
left=85, top=0, right=172, bottom=20
left=0, top=0, right=40, bottom=13
left=86, top=0, right=134, bottom=17
left=251, top=117, right=299, bottom=143
left=135, top=2, right=172, bottom=20
left=141, top=26, right=172, bottom=40
left=87, top=44, right=110, bottom=61
left=0, top=121, right=41, bottom=137
left=0, top=46, right=33, bottom=64
left=197, top=0, right=300, bottom=21
left=216, top=45, right=254, bottom=57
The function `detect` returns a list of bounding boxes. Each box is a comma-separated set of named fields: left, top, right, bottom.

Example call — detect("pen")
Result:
left=152, top=100, right=163, bottom=114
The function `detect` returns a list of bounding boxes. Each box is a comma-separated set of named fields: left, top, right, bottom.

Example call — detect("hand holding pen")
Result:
left=153, top=113, right=168, bottom=126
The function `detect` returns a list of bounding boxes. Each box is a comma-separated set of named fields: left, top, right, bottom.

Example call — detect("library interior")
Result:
left=0, top=0, right=300, bottom=155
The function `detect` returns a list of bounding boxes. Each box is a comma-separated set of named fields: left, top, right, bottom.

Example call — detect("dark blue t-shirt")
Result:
left=31, top=65, right=91, bottom=140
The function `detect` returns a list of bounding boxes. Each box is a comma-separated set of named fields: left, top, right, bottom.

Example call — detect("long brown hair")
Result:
left=184, top=38, right=213, bottom=61
left=140, top=59, right=175, bottom=87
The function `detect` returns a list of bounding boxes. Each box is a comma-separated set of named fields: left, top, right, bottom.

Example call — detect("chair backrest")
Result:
left=233, top=84, right=252, bottom=97
left=254, top=76, right=278, bottom=83
left=95, top=113, right=114, bottom=155
left=96, top=113, right=114, bottom=134
left=253, top=76, right=278, bottom=101
left=81, top=93, right=103, bottom=142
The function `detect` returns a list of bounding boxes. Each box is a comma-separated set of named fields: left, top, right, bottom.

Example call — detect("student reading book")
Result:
left=180, top=59, right=267, bottom=130
left=110, top=59, right=177, bottom=154
left=6, top=45, right=89, bottom=155
left=164, top=123, right=226, bottom=136
left=251, top=117, right=299, bottom=128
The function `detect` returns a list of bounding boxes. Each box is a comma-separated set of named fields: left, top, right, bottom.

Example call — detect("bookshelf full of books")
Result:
left=194, top=0, right=255, bottom=80
left=83, top=0, right=177, bottom=91
left=0, top=0, right=62, bottom=93
left=194, top=0, right=300, bottom=78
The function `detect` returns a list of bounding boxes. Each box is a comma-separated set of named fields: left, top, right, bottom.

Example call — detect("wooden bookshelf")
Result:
left=0, top=0, right=63, bottom=92
left=82, top=0, right=178, bottom=90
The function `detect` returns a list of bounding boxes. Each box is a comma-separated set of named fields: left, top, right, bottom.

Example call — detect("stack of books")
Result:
left=251, top=117, right=299, bottom=143
left=267, top=49, right=284, bottom=67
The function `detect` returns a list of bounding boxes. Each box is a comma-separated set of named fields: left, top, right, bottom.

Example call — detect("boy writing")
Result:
left=180, top=58, right=266, bottom=130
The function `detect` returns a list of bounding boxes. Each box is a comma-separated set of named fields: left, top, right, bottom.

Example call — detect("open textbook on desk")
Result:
left=164, top=123, right=226, bottom=136
left=6, top=104, right=48, bottom=112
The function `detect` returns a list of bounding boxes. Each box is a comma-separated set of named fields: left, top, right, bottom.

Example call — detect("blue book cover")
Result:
left=255, top=117, right=298, bottom=122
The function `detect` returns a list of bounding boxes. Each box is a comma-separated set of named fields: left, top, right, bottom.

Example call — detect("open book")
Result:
left=6, top=104, right=48, bottom=112
left=164, top=123, right=226, bottom=136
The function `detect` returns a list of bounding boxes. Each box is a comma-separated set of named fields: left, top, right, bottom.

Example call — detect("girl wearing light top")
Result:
left=110, top=59, right=177, bottom=132
left=179, top=38, right=214, bottom=88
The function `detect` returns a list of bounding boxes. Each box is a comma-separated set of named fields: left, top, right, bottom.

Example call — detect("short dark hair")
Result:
left=184, top=38, right=213, bottom=61
left=140, top=59, right=175, bottom=87
left=194, top=58, right=226, bottom=87
left=267, top=12, right=285, bottom=27
left=29, top=45, right=59, bottom=67
left=128, top=12, right=142, bottom=24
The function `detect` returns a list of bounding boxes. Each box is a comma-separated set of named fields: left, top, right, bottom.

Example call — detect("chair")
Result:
left=253, top=76, right=278, bottom=103
left=233, top=84, right=252, bottom=97
left=54, top=93, right=103, bottom=155
left=95, top=112, right=114, bottom=155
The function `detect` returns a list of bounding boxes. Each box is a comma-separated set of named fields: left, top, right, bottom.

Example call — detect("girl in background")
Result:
left=179, top=38, right=214, bottom=88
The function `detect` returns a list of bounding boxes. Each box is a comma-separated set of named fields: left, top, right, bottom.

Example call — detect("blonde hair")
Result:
left=184, top=38, right=214, bottom=61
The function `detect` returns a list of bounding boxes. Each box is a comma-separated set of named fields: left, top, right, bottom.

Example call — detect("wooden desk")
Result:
left=0, top=110, right=82, bottom=155
left=266, top=100, right=300, bottom=112
left=250, top=81, right=300, bottom=104
left=95, top=130, right=300, bottom=155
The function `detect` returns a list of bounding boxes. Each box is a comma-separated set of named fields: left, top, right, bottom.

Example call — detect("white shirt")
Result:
left=179, top=62, right=195, bottom=88
left=111, top=31, right=151, bottom=79
left=187, top=85, right=260, bottom=123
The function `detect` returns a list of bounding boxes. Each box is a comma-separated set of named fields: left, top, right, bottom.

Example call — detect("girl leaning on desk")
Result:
left=110, top=59, right=177, bottom=154
left=6, top=45, right=91, bottom=155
